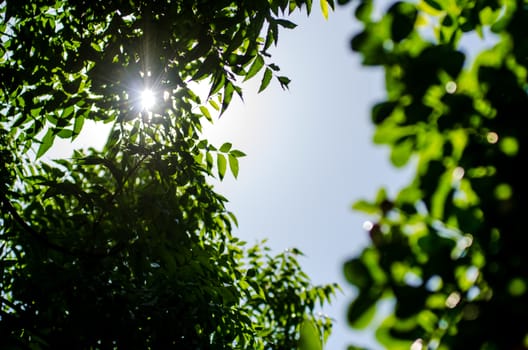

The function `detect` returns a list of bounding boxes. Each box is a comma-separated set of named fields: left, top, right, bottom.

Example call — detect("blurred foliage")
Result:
left=339, top=0, right=528, bottom=348
left=0, top=0, right=338, bottom=349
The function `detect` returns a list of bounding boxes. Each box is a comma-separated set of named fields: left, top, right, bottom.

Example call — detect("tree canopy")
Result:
left=0, top=1, right=338, bottom=349
left=341, top=0, right=528, bottom=348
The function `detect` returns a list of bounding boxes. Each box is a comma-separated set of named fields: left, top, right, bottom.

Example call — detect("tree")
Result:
left=340, top=0, right=528, bottom=348
left=0, top=1, right=339, bottom=348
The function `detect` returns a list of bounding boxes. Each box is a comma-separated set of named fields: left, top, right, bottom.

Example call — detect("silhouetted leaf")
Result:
left=389, top=2, right=417, bottom=43
left=278, top=76, right=291, bottom=89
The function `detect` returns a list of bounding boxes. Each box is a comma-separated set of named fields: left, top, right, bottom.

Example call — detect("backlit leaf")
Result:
left=221, top=81, right=235, bottom=116
left=199, top=106, right=212, bottom=122
left=320, top=0, right=329, bottom=19
left=217, top=153, right=227, bottom=180
left=245, top=55, right=265, bottom=81
left=258, top=68, right=273, bottom=93
left=73, top=115, right=84, bottom=138
left=209, top=99, right=220, bottom=111
left=36, top=129, right=55, bottom=159
left=57, top=129, right=73, bottom=139
left=220, top=142, right=232, bottom=152
left=228, top=154, right=239, bottom=178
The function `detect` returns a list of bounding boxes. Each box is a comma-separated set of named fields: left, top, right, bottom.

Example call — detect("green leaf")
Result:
left=275, top=19, right=297, bottom=29
left=79, top=156, right=123, bottom=182
left=343, top=258, right=373, bottom=289
left=199, top=106, right=212, bottom=122
left=228, top=154, right=239, bottom=178
left=209, top=71, right=226, bottom=98
left=221, top=81, right=235, bottom=116
left=36, top=129, right=55, bottom=159
left=265, top=21, right=279, bottom=49
left=372, top=101, right=398, bottom=125
left=91, top=42, right=102, bottom=52
left=298, top=317, right=322, bottom=350
left=57, top=129, right=73, bottom=139
left=389, top=2, right=417, bottom=43
left=269, top=63, right=280, bottom=71
left=228, top=211, right=239, bottom=227
left=352, top=199, right=380, bottom=214
left=73, top=115, right=84, bottom=138
left=13, top=114, right=28, bottom=128
left=219, top=142, right=232, bottom=152
left=258, top=68, right=273, bottom=93
left=278, top=76, right=291, bottom=90
left=305, top=0, right=313, bottom=15
left=320, top=0, right=329, bottom=20
left=347, top=290, right=382, bottom=328
left=423, top=0, right=443, bottom=12
left=350, top=299, right=377, bottom=330
left=206, top=151, right=214, bottom=171
left=209, top=99, right=220, bottom=111
left=217, top=153, right=227, bottom=180
left=390, top=137, right=414, bottom=167
left=193, top=54, right=218, bottom=81
left=230, top=150, right=246, bottom=157
left=244, top=55, right=265, bottom=82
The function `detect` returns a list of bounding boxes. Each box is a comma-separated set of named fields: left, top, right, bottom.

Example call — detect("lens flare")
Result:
left=141, top=89, right=155, bottom=110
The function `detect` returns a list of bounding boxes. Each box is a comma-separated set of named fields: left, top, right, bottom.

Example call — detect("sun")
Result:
left=140, top=88, right=156, bottom=111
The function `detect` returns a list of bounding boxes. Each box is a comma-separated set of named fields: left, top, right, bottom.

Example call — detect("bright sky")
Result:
left=47, top=4, right=416, bottom=349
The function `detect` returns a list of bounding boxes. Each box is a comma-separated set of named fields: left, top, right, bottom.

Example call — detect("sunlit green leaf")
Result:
left=298, top=317, right=322, bottom=350
left=258, top=68, right=273, bottom=93
left=220, top=142, right=232, bottom=152
left=217, top=153, right=227, bottom=180
left=221, top=82, right=235, bottom=116
left=245, top=55, right=265, bottom=82
left=228, top=154, right=239, bottom=178
left=390, top=137, right=413, bottom=167
left=73, top=115, right=84, bottom=138
left=36, top=129, right=55, bottom=159
left=199, top=106, right=212, bottom=122
left=320, top=0, right=329, bottom=20
left=209, top=98, right=220, bottom=111
left=57, top=129, right=73, bottom=139
left=206, top=151, right=214, bottom=171
left=352, top=199, right=379, bottom=214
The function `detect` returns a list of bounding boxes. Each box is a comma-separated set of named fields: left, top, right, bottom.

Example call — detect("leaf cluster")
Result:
left=0, top=0, right=338, bottom=349
left=341, top=0, right=528, bottom=348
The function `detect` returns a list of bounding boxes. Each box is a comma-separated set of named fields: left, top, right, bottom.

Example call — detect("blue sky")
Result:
left=47, top=3, right=416, bottom=349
